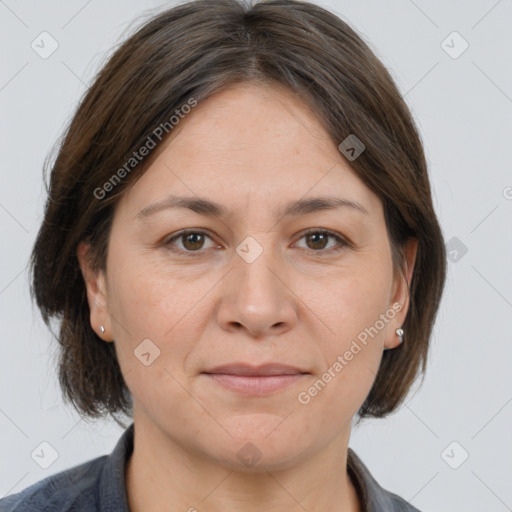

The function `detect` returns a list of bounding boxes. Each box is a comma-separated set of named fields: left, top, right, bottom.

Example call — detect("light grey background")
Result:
left=1, top=1, right=511, bottom=510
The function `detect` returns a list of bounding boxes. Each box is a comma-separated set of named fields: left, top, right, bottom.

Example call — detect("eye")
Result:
left=164, top=230, right=218, bottom=255
left=163, top=229, right=349, bottom=257
left=294, top=229, right=349, bottom=254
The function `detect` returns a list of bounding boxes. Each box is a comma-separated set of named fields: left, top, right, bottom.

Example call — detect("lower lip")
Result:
left=203, top=373, right=306, bottom=395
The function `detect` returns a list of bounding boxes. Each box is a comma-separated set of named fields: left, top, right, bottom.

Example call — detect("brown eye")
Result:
left=295, top=230, right=349, bottom=254
left=305, top=232, right=329, bottom=250
left=181, top=232, right=206, bottom=251
left=164, top=229, right=348, bottom=257
left=164, top=230, right=217, bottom=255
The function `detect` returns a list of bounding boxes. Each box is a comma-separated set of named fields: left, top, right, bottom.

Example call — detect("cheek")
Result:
left=108, top=252, right=195, bottom=336
left=303, top=261, right=392, bottom=345
left=298, top=261, right=391, bottom=406
left=105, top=263, right=193, bottom=415
left=106, top=253, right=208, bottom=386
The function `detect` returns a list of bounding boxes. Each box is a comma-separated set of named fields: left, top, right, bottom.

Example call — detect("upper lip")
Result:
left=202, top=363, right=309, bottom=376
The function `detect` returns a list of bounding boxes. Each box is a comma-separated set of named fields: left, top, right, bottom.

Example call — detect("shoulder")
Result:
left=1, top=422, right=134, bottom=512
left=347, top=448, right=423, bottom=512
left=383, top=490, right=423, bottom=512
left=0, top=455, right=107, bottom=512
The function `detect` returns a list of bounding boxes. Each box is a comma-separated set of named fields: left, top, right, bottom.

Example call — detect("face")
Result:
left=79, top=82, right=416, bottom=472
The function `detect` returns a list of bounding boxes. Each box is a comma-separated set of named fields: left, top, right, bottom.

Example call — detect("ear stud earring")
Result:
left=100, top=325, right=105, bottom=334
left=384, top=328, right=404, bottom=352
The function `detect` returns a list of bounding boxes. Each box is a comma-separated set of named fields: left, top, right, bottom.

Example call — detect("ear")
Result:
left=384, top=238, right=418, bottom=350
left=76, top=241, right=113, bottom=342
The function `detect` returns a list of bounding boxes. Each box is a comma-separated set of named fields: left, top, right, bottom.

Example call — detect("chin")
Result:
left=212, top=444, right=308, bottom=474
left=201, top=417, right=309, bottom=472
left=222, top=411, right=299, bottom=440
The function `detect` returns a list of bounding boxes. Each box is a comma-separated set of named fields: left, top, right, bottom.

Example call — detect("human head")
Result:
left=30, top=0, right=446, bottom=435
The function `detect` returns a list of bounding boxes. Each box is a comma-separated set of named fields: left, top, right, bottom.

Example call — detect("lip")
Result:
left=203, top=374, right=306, bottom=395
left=201, top=363, right=309, bottom=396
left=202, top=363, right=308, bottom=376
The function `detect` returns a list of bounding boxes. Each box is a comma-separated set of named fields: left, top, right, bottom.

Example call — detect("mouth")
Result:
left=201, top=363, right=310, bottom=395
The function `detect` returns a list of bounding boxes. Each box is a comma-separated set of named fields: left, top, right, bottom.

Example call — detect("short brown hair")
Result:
left=29, top=0, right=447, bottom=428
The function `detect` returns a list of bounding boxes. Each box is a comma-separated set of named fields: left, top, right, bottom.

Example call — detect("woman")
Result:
left=0, top=0, right=446, bottom=510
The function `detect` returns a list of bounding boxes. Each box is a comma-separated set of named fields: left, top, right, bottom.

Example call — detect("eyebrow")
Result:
left=136, top=194, right=369, bottom=221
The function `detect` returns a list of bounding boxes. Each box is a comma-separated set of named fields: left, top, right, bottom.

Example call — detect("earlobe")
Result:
left=76, top=241, right=112, bottom=341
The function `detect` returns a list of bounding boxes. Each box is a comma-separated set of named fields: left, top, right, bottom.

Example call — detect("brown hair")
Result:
left=29, top=0, right=446, bottom=428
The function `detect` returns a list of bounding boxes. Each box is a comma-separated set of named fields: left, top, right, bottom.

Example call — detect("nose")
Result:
left=216, top=240, right=298, bottom=338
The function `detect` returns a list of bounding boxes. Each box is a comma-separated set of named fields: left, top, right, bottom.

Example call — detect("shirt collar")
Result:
left=98, top=422, right=134, bottom=512
left=347, top=447, right=396, bottom=511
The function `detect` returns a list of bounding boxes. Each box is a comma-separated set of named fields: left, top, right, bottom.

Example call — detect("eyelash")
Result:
left=162, top=228, right=350, bottom=257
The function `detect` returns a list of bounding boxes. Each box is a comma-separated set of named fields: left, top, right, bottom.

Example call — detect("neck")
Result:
left=126, top=413, right=361, bottom=512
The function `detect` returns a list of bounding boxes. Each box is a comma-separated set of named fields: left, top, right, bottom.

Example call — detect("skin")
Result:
left=78, top=81, right=417, bottom=512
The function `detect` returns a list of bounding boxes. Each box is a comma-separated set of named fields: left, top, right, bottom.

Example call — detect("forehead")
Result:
left=116, top=82, right=381, bottom=221
left=172, top=81, right=334, bottom=160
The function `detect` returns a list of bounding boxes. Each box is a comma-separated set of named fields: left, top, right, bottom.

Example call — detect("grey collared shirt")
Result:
left=0, top=423, right=421, bottom=511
